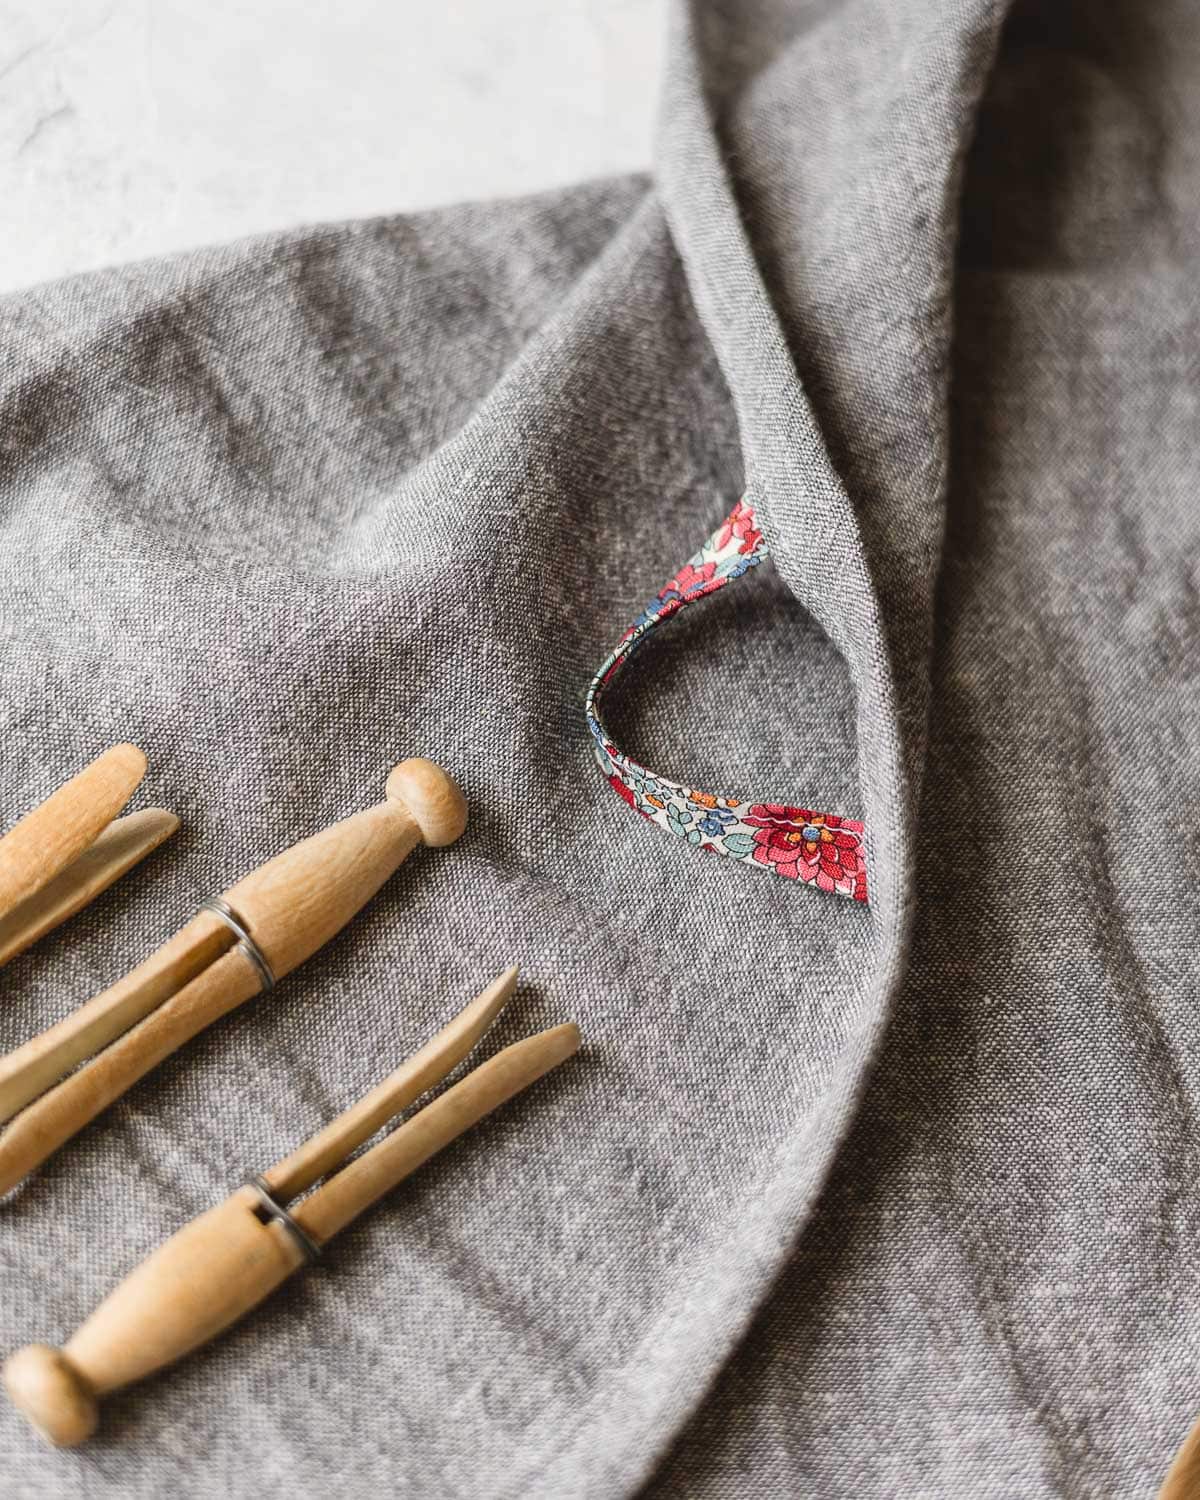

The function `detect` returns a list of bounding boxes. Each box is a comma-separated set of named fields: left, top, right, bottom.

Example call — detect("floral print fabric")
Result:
left=585, top=499, right=869, bottom=902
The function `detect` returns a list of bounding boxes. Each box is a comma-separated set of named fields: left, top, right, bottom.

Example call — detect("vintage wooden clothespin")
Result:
left=3, top=968, right=580, bottom=1447
left=1159, top=1413, right=1200, bottom=1499
left=0, top=757, right=467, bottom=1196
left=0, top=744, right=178, bottom=969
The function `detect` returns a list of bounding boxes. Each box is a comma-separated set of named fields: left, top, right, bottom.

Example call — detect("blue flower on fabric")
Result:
left=631, top=594, right=674, bottom=631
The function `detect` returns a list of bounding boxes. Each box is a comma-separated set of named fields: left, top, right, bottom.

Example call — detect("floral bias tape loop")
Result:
left=585, top=498, right=869, bottom=902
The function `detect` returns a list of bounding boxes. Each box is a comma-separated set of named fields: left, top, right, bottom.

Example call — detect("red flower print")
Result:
left=662, top=560, right=717, bottom=600
left=746, top=806, right=866, bottom=898
left=714, top=499, right=762, bottom=556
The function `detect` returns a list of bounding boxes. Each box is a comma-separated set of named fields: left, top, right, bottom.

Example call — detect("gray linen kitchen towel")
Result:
left=2, top=1, right=1198, bottom=1495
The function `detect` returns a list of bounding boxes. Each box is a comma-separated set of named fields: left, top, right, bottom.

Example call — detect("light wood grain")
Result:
left=223, top=800, right=420, bottom=980
left=224, top=756, right=467, bottom=980
left=0, top=911, right=230, bottom=1126
left=3, top=1346, right=99, bottom=1447
left=263, top=965, right=517, bottom=1202
left=0, top=808, right=178, bottom=970
left=0, top=944, right=261, bottom=1196
left=0, top=758, right=467, bottom=1193
left=2, top=1005, right=580, bottom=1447
left=66, top=1186, right=305, bottom=1397
left=0, top=745, right=147, bottom=918
left=1159, top=1414, right=1200, bottom=1500
left=295, top=1022, right=581, bottom=1244
left=5, top=1189, right=303, bottom=1446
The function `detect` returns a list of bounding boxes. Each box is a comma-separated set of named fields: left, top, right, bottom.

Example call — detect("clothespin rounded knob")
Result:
left=386, top=758, right=468, bottom=848
left=4, top=1344, right=97, bottom=1448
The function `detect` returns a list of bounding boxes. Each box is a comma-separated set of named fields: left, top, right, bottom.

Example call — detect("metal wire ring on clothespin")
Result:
left=247, top=1174, right=322, bottom=1264
left=199, top=895, right=277, bottom=993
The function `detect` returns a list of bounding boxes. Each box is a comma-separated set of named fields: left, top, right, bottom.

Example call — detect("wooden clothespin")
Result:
left=3, top=968, right=580, bottom=1447
left=1159, top=1414, right=1200, bottom=1499
left=0, top=758, right=467, bottom=1195
left=0, top=745, right=178, bottom=969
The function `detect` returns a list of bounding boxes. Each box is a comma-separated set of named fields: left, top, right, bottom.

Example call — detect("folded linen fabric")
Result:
left=2, top=1, right=1199, bottom=1496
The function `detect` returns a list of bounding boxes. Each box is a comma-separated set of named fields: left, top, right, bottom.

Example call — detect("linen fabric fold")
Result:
left=2, top=1, right=1199, bottom=1496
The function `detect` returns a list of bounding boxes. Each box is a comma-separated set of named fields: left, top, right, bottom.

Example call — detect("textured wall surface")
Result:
left=0, top=0, right=663, bottom=292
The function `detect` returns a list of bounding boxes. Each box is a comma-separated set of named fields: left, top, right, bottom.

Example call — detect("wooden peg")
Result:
left=0, top=745, right=177, bottom=965
left=0, top=759, right=467, bottom=1194
left=3, top=978, right=580, bottom=1447
left=292, top=1021, right=580, bottom=1245
left=0, top=945, right=261, bottom=1197
left=0, top=809, right=178, bottom=970
left=262, top=965, right=518, bottom=1203
left=0, top=745, right=147, bottom=915
left=1159, top=1413, right=1200, bottom=1500
left=221, top=757, right=467, bottom=982
left=0, top=911, right=230, bottom=1127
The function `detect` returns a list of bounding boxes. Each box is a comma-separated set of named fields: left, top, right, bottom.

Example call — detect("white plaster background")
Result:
left=0, top=0, right=664, bottom=294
